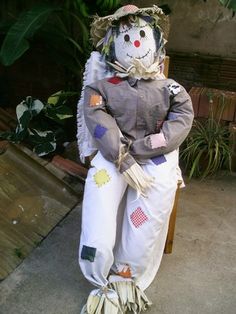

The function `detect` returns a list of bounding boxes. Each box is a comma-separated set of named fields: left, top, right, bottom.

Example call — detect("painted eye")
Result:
left=124, top=34, right=130, bottom=42
left=140, top=30, right=146, bottom=38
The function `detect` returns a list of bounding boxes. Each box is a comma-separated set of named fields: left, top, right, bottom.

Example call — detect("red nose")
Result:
left=134, top=40, right=140, bottom=48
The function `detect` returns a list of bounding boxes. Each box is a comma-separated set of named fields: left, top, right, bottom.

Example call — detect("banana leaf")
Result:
left=0, top=3, right=60, bottom=66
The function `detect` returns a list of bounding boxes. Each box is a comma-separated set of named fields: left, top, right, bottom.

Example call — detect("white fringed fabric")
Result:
left=76, top=51, right=113, bottom=163
left=80, top=288, right=121, bottom=314
left=115, top=144, right=155, bottom=197
left=122, top=163, right=155, bottom=198
left=109, top=275, right=152, bottom=313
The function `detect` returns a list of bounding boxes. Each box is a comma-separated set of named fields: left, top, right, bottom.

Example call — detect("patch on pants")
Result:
left=130, top=207, right=148, bottom=228
left=81, top=245, right=96, bottom=262
left=151, top=155, right=167, bottom=166
left=116, top=264, right=132, bottom=278
left=93, top=169, right=111, bottom=187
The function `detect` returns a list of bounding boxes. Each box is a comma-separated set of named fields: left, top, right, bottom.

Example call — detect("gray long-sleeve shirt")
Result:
left=84, top=76, right=194, bottom=172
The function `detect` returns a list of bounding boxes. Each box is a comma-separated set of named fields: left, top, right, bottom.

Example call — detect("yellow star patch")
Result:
left=93, top=169, right=111, bottom=187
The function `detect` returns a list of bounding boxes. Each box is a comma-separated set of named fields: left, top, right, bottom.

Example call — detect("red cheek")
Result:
left=134, top=40, right=140, bottom=48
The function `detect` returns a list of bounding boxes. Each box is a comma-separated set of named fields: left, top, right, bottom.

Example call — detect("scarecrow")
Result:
left=77, top=4, right=193, bottom=313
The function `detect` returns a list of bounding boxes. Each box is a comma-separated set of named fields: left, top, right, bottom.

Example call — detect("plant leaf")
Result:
left=45, top=105, right=73, bottom=122
left=16, top=102, right=31, bottom=130
left=33, top=141, right=56, bottom=156
left=47, top=91, right=62, bottom=105
left=16, top=97, right=44, bottom=130
left=180, top=116, right=232, bottom=179
left=218, top=0, right=236, bottom=11
left=38, top=27, right=83, bottom=74
left=29, top=129, right=56, bottom=156
left=0, top=3, right=60, bottom=66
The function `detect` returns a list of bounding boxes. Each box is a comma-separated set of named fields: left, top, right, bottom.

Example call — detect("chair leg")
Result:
left=164, top=181, right=182, bottom=254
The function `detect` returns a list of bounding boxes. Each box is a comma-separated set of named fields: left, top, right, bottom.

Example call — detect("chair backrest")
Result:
left=163, top=56, right=169, bottom=78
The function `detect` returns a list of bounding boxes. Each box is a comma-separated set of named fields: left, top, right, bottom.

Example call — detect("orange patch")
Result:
left=89, top=94, right=102, bottom=107
left=117, top=266, right=132, bottom=278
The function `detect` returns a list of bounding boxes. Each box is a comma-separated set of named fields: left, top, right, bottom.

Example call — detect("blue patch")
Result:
left=94, top=124, right=107, bottom=139
left=81, top=245, right=96, bottom=262
left=151, top=155, right=167, bottom=166
left=168, top=112, right=178, bottom=120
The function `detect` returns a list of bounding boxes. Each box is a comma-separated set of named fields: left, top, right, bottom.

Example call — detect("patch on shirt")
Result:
left=168, top=83, right=181, bottom=96
left=94, top=124, right=107, bottom=139
left=93, top=169, right=111, bottom=187
left=151, top=155, right=167, bottom=166
left=89, top=94, right=103, bottom=107
left=130, top=207, right=148, bottom=228
left=150, top=133, right=167, bottom=149
left=168, top=112, right=179, bottom=120
left=81, top=245, right=96, bottom=262
left=116, top=264, right=132, bottom=278
left=107, top=77, right=123, bottom=84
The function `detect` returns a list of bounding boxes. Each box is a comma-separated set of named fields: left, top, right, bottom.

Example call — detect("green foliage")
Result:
left=0, top=0, right=121, bottom=86
left=218, top=0, right=236, bottom=12
left=0, top=3, right=60, bottom=66
left=203, top=0, right=236, bottom=12
left=29, top=129, right=56, bottom=157
left=96, top=0, right=121, bottom=11
left=180, top=94, right=232, bottom=179
left=0, top=92, right=75, bottom=156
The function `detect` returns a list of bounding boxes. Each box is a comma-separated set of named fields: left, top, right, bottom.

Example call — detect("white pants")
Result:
left=79, top=150, right=179, bottom=290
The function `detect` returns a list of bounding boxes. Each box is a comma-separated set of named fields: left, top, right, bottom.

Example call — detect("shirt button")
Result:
left=140, top=95, right=144, bottom=98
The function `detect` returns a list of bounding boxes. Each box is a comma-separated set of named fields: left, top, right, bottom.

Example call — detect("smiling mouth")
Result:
left=127, top=48, right=151, bottom=60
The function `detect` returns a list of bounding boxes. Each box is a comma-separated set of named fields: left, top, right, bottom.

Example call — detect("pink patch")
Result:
left=107, top=77, right=123, bottom=85
left=150, top=132, right=167, bottom=149
left=123, top=5, right=138, bottom=12
left=130, top=207, right=148, bottom=228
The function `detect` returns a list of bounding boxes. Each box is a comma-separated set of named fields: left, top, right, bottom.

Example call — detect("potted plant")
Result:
left=0, top=91, right=76, bottom=156
left=180, top=92, right=232, bottom=178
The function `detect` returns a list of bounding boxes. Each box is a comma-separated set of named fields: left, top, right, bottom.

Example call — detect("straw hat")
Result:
left=90, top=4, right=170, bottom=48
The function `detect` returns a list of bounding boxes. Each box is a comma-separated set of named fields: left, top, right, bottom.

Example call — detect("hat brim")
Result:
left=90, top=5, right=170, bottom=48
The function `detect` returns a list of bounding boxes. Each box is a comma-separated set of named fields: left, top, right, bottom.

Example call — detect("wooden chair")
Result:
left=164, top=180, right=181, bottom=254
left=163, top=56, right=181, bottom=254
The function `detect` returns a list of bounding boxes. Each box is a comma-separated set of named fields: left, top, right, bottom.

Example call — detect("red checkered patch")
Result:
left=130, top=207, right=148, bottom=228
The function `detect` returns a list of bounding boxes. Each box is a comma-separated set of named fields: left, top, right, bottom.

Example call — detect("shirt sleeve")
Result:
left=130, top=82, right=194, bottom=159
left=83, top=84, right=136, bottom=172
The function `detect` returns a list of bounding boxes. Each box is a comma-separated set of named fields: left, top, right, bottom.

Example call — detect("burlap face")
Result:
left=114, top=17, right=156, bottom=69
